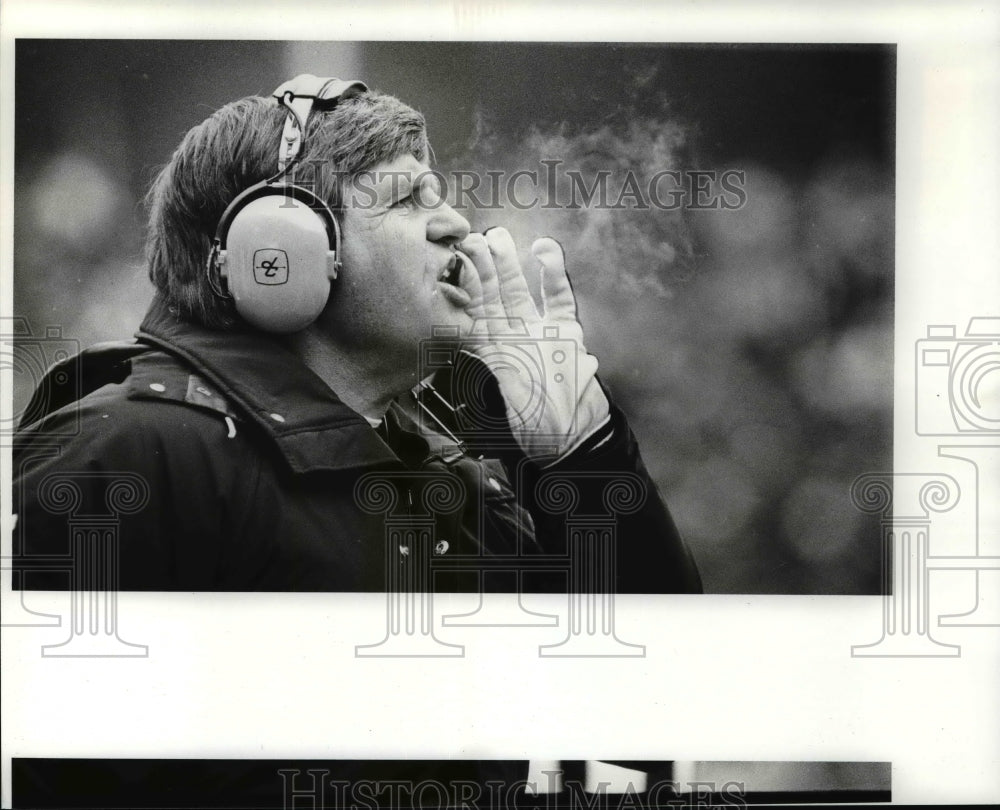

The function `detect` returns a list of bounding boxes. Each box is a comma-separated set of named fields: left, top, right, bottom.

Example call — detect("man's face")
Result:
left=321, top=153, right=473, bottom=357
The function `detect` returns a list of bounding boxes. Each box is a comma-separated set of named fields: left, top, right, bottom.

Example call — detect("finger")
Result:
left=455, top=249, right=484, bottom=318
left=533, top=237, right=578, bottom=322
left=459, top=232, right=505, bottom=324
left=485, top=227, right=540, bottom=326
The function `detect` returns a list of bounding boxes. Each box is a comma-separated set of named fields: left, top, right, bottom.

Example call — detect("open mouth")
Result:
left=440, top=252, right=464, bottom=287
left=436, top=252, right=471, bottom=307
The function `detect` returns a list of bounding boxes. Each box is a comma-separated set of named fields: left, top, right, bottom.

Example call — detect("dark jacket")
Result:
left=12, top=296, right=702, bottom=593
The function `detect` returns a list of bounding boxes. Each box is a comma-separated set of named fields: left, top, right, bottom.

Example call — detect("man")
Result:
left=12, top=75, right=701, bottom=593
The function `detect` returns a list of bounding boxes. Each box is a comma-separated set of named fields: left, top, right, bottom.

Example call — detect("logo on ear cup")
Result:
left=253, top=249, right=289, bottom=285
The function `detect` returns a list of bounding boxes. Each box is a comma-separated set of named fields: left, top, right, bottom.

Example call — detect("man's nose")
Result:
left=428, top=202, right=471, bottom=245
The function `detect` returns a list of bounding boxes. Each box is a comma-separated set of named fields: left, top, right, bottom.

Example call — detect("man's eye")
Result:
left=392, top=194, right=418, bottom=210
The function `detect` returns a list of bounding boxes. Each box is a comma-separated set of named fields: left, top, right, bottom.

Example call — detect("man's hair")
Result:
left=145, top=90, right=429, bottom=329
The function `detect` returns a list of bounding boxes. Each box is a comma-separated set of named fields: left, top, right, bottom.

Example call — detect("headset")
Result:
left=206, top=74, right=368, bottom=333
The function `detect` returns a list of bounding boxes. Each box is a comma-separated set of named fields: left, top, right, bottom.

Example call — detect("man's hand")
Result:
left=457, top=228, right=610, bottom=463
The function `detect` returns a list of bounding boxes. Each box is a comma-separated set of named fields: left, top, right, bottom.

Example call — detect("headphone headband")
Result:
left=273, top=74, right=368, bottom=172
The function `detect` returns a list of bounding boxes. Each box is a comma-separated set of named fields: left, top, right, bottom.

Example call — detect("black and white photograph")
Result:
left=10, top=39, right=893, bottom=596
left=1, top=2, right=997, bottom=809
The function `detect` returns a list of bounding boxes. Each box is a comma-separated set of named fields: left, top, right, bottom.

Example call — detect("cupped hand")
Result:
left=455, top=228, right=610, bottom=462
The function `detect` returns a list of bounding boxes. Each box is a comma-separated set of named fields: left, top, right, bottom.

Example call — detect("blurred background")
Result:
left=13, top=41, right=894, bottom=593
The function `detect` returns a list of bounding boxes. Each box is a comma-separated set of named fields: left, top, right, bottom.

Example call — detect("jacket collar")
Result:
left=136, top=295, right=400, bottom=474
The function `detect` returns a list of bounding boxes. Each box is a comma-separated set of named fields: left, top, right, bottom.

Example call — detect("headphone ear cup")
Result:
left=221, top=193, right=338, bottom=333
